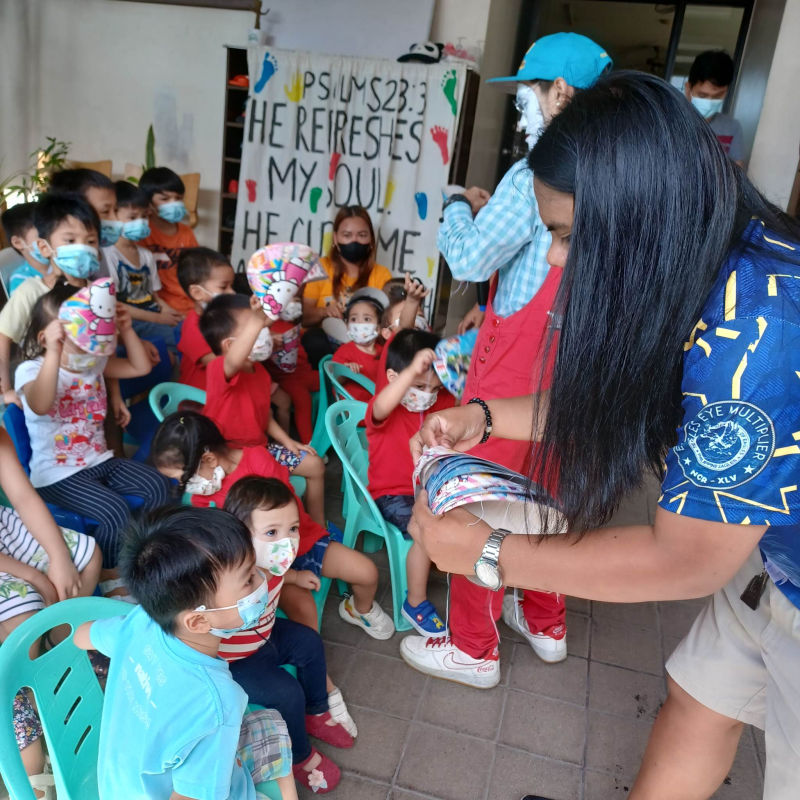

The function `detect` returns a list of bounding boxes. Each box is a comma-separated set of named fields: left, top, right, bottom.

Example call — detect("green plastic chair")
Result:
left=149, top=381, right=206, bottom=422
left=324, top=360, right=376, bottom=401
left=325, top=400, right=412, bottom=632
left=308, top=355, right=332, bottom=457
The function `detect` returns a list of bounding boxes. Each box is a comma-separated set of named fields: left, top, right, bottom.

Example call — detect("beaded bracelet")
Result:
left=467, top=397, right=493, bottom=444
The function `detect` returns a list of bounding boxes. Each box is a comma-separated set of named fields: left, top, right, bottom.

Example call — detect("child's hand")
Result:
left=142, top=340, right=161, bottom=365
left=410, top=348, right=436, bottom=377
left=116, top=305, right=133, bottom=333
left=158, top=307, right=184, bottom=326
left=111, top=394, right=131, bottom=428
left=271, top=331, right=284, bottom=349
left=294, top=570, right=322, bottom=591
left=27, top=568, right=59, bottom=606
left=249, top=294, right=271, bottom=326
left=47, top=555, right=82, bottom=601
left=344, top=361, right=362, bottom=374
left=43, top=319, right=65, bottom=351
left=2, top=388, right=22, bottom=408
left=404, top=273, right=430, bottom=301
left=286, top=440, right=318, bottom=457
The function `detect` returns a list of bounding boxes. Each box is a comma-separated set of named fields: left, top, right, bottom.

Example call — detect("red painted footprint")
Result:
left=430, top=126, right=449, bottom=165
left=328, top=153, right=341, bottom=181
left=246, top=179, right=257, bottom=202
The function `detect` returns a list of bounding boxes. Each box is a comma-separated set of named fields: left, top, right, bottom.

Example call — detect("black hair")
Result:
left=20, top=281, right=81, bottom=360
left=177, top=247, right=232, bottom=295
left=119, top=505, right=254, bottom=633
left=382, top=277, right=407, bottom=305
left=1, top=202, right=38, bottom=252
left=688, top=50, right=734, bottom=88
left=199, top=293, right=251, bottom=355
left=33, top=192, right=100, bottom=241
left=139, top=167, right=185, bottom=199
left=224, top=476, right=296, bottom=525
left=385, top=328, right=440, bottom=373
left=48, top=168, right=114, bottom=195
left=527, top=70, right=800, bottom=535
left=151, top=411, right=229, bottom=486
left=115, top=180, right=149, bottom=210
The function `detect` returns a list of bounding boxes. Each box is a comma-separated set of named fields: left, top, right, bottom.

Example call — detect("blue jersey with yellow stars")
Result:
left=659, top=219, right=800, bottom=609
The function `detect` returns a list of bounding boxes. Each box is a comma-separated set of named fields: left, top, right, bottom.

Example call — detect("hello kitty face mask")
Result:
left=58, top=278, right=118, bottom=356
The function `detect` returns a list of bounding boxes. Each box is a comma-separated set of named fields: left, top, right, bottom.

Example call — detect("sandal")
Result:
left=292, top=749, right=340, bottom=794
left=305, top=710, right=354, bottom=748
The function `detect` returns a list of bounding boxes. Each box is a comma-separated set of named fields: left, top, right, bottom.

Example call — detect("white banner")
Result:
left=233, top=47, right=467, bottom=314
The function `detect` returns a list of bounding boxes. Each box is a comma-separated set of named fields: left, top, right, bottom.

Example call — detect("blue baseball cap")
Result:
left=488, top=32, right=612, bottom=89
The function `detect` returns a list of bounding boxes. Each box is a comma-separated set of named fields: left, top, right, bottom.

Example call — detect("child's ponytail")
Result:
left=151, top=411, right=228, bottom=486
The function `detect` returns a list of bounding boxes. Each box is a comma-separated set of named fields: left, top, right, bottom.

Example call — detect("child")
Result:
left=14, top=283, right=170, bottom=594
left=0, top=194, right=98, bottom=408
left=224, top=476, right=357, bottom=793
left=103, top=181, right=183, bottom=350
left=73, top=506, right=299, bottom=799
left=151, top=411, right=393, bottom=651
left=176, top=246, right=236, bottom=389
left=200, top=293, right=327, bottom=527
left=139, top=166, right=198, bottom=315
left=0, top=202, right=50, bottom=295
left=367, top=329, right=456, bottom=634
left=332, top=287, right=388, bottom=401
left=380, top=274, right=431, bottom=342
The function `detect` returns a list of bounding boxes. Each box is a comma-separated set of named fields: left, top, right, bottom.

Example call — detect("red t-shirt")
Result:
left=191, top=445, right=325, bottom=556
left=203, top=356, right=272, bottom=447
left=333, top=340, right=383, bottom=402
left=177, top=309, right=212, bottom=390
left=141, top=222, right=198, bottom=314
left=366, top=390, right=455, bottom=498
left=219, top=573, right=283, bottom=661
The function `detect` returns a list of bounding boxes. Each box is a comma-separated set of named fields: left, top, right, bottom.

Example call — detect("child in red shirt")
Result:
left=367, top=329, right=455, bottom=635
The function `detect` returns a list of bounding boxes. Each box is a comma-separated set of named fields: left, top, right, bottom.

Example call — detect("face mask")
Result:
left=690, top=96, right=724, bottom=120
left=249, top=327, right=273, bottom=361
left=337, top=241, right=371, bottom=263
left=515, top=85, right=545, bottom=150
left=185, top=464, right=225, bottom=496
left=99, top=219, right=123, bottom=248
left=401, top=386, right=438, bottom=413
left=279, top=300, right=303, bottom=322
left=157, top=200, right=187, bottom=223
left=65, top=352, right=99, bottom=372
left=253, top=536, right=299, bottom=576
left=26, top=241, right=51, bottom=267
left=196, top=571, right=270, bottom=637
left=49, top=243, right=100, bottom=279
left=348, top=322, right=378, bottom=345
left=121, top=217, right=151, bottom=242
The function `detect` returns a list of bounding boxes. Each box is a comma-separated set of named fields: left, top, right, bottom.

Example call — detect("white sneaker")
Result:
left=502, top=593, right=567, bottom=663
left=338, top=596, right=395, bottom=640
left=327, top=687, right=357, bottom=738
left=400, top=634, right=500, bottom=689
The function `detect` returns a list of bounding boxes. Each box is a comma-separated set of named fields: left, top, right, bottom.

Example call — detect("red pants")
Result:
left=275, top=366, right=319, bottom=443
left=449, top=575, right=566, bottom=659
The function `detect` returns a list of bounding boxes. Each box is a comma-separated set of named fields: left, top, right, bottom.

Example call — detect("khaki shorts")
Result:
left=666, top=548, right=800, bottom=800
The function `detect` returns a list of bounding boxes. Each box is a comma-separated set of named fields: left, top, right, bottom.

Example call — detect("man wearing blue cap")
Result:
left=401, top=33, right=611, bottom=689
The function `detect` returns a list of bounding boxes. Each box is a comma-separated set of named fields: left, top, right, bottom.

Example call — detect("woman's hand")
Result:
left=294, top=570, right=322, bottom=591
left=324, top=302, right=343, bottom=320
left=410, top=402, right=487, bottom=463
left=408, top=491, right=489, bottom=576
left=46, top=555, right=82, bottom=601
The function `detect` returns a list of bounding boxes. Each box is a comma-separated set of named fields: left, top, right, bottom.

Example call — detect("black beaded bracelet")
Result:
left=467, top=397, right=493, bottom=444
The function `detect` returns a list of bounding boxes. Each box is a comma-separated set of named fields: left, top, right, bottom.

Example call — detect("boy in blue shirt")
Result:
left=73, top=506, right=298, bottom=800
left=1, top=202, right=50, bottom=295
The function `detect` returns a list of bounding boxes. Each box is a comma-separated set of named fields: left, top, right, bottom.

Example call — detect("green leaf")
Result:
left=145, top=125, right=156, bottom=170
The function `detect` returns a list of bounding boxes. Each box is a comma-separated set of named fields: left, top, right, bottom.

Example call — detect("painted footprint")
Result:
left=414, top=192, right=428, bottom=220
left=284, top=71, right=304, bottom=102
left=430, top=126, right=450, bottom=165
left=441, top=68, right=458, bottom=116
left=245, top=179, right=257, bottom=203
left=254, top=52, right=278, bottom=93
left=426, top=257, right=436, bottom=278
left=328, top=152, right=341, bottom=181
left=309, top=186, right=323, bottom=213
left=384, top=177, right=396, bottom=208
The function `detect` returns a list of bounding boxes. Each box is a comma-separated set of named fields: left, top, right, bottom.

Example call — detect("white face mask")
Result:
left=249, top=328, right=274, bottom=361
left=65, top=352, right=99, bottom=372
left=198, top=285, right=219, bottom=310
left=253, top=536, right=300, bottom=576
left=185, top=464, right=225, bottom=496
left=515, top=84, right=545, bottom=150
left=348, top=322, right=378, bottom=345
left=279, top=300, right=303, bottom=322
left=401, top=386, right=438, bottom=413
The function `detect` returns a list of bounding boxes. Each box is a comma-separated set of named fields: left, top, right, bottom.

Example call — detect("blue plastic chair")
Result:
left=148, top=381, right=207, bottom=422
left=325, top=400, right=412, bottom=631
left=324, top=360, right=376, bottom=401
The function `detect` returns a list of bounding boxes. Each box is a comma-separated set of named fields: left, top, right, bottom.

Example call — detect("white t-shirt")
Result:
left=15, top=357, right=113, bottom=487
left=103, top=246, right=162, bottom=311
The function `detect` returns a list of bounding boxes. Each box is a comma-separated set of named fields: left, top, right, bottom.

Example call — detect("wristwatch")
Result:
left=473, top=529, right=509, bottom=591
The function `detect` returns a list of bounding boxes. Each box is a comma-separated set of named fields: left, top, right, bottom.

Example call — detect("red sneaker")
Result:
left=305, top=710, right=355, bottom=748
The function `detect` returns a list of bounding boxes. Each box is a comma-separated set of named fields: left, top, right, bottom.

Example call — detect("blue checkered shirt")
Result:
left=437, top=159, right=552, bottom=317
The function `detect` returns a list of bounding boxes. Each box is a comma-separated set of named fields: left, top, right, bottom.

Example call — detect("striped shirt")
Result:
left=219, top=574, right=284, bottom=662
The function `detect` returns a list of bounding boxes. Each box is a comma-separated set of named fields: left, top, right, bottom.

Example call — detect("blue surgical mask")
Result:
left=49, top=243, right=100, bottom=279
left=121, top=217, right=151, bottom=242
left=690, top=96, right=724, bottom=120
left=99, top=219, right=123, bottom=248
left=196, top=571, right=270, bottom=637
left=157, top=200, right=187, bottom=223
left=26, top=241, right=51, bottom=267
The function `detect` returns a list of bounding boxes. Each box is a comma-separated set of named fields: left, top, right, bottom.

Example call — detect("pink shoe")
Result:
left=292, top=749, right=341, bottom=794
left=305, top=710, right=355, bottom=748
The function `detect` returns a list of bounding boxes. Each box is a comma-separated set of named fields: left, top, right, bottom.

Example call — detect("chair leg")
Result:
left=386, top=534, right=414, bottom=632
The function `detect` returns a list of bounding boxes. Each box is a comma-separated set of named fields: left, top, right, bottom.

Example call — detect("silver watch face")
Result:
left=475, top=560, right=502, bottom=591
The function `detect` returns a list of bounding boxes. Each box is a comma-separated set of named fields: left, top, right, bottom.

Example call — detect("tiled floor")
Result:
left=313, top=463, right=765, bottom=800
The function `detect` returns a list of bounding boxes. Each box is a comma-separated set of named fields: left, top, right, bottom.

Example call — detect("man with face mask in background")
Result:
left=401, top=34, right=612, bottom=688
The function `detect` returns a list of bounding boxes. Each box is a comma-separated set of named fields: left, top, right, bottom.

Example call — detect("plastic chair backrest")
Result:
left=0, top=597, right=131, bottom=800
left=0, top=247, right=25, bottom=300
left=308, top=355, right=333, bottom=456
left=3, top=403, right=33, bottom=475
left=324, top=360, right=376, bottom=401
left=149, top=381, right=207, bottom=422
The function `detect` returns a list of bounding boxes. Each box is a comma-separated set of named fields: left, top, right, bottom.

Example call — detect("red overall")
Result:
left=449, top=266, right=566, bottom=659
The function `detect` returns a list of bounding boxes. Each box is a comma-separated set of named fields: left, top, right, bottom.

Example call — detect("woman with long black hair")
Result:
left=410, top=71, right=800, bottom=798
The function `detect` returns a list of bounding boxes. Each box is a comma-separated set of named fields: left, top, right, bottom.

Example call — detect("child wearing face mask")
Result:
left=13, top=284, right=170, bottom=597
left=331, top=288, right=389, bottom=401
left=0, top=202, right=51, bottom=296
left=367, top=329, right=456, bottom=635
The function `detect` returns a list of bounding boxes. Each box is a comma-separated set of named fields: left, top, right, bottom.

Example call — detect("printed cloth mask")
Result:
left=401, top=386, right=438, bottom=412
left=279, top=299, right=303, bottom=322
left=100, top=219, right=123, bottom=248
left=50, top=243, right=100, bottom=279
left=65, top=352, right=99, bottom=372
left=27, top=241, right=51, bottom=267
left=253, top=536, right=300, bottom=576
left=196, top=570, right=270, bottom=637
left=249, top=327, right=274, bottom=361
left=122, top=217, right=151, bottom=242
left=348, top=322, right=378, bottom=344
left=337, top=241, right=371, bottom=263
left=185, top=464, right=226, bottom=496
left=515, top=84, right=545, bottom=150
left=690, top=96, right=724, bottom=120
left=157, top=200, right=187, bottom=223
